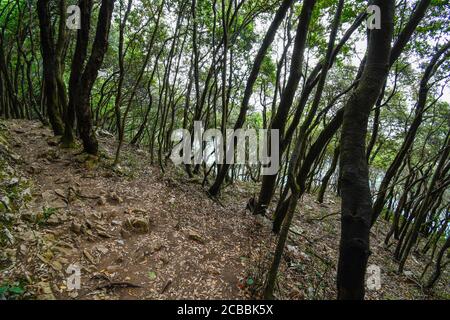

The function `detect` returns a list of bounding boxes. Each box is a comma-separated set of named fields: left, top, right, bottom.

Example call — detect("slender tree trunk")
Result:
left=424, top=236, right=450, bottom=290
left=262, top=0, right=318, bottom=299
left=113, top=0, right=133, bottom=165
left=397, top=133, right=450, bottom=273
left=254, top=0, right=317, bottom=213
left=317, top=144, right=340, bottom=203
left=255, top=11, right=366, bottom=214
left=36, top=0, right=64, bottom=135
left=76, top=0, right=115, bottom=155
left=63, top=0, right=94, bottom=146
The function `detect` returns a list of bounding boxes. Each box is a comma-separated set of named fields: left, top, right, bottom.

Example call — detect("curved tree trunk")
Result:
left=63, top=0, right=93, bottom=147
left=337, top=0, right=394, bottom=300
left=263, top=0, right=319, bottom=299
left=75, top=0, right=115, bottom=155
left=317, top=144, right=340, bottom=203
left=425, top=236, right=450, bottom=290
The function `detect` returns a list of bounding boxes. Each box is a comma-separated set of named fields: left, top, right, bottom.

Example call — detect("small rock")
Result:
left=97, top=196, right=107, bottom=206
left=186, top=228, right=205, bottom=244
left=131, top=218, right=149, bottom=233
left=21, top=211, right=36, bottom=222
left=108, top=192, right=123, bottom=204
left=106, top=265, right=121, bottom=273
left=0, top=196, right=10, bottom=211
left=20, top=230, right=36, bottom=242
left=95, top=245, right=109, bottom=254
left=83, top=249, right=97, bottom=265
left=51, top=199, right=67, bottom=209
left=42, top=191, right=66, bottom=208
left=46, top=137, right=59, bottom=146
left=35, top=282, right=55, bottom=300
left=19, top=244, right=28, bottom=255
left=70, top=221, right=84, bottom=235
left=286, top=245, right=299, bottom=255
left=54, top=189, right=66, bottom=199
left=300, top=252, right=310, bottom=261
left=13, top=128, right=26, bottom=134
left=46, top=214, right=61, bottom=226
left=120, top=227, right=132, bottom=239
left=307, top=287, right=315, bottom=298
left=403, top=270, right=413, bottom=277
left=6, top=177, right=19, bottom=186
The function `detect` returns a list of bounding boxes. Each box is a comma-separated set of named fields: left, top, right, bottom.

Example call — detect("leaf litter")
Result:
left=0, top=119, right=448, bottom=300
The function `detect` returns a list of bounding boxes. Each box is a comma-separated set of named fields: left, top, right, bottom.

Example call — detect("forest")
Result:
left=0, top=0, right=449, bottom=301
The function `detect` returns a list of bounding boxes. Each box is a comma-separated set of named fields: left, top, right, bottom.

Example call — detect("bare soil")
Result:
left=0, top=119, right=448, bottom=300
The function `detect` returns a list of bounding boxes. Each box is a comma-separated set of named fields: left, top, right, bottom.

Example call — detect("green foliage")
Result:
left=35, top=207, right=58, bottom=225
left=0, top=282, right=25, bottom=299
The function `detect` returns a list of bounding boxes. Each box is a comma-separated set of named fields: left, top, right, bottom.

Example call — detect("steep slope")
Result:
left=0, top=119, right=448, bottom=300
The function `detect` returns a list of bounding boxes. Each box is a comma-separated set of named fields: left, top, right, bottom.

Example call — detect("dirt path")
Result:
left=1, top=120, right=448, bottom=300
left=2, top=120, right=265, bottom=299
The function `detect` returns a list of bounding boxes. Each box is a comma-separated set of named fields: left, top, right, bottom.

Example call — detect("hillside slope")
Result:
left=0, top=119, right=448, bottom=300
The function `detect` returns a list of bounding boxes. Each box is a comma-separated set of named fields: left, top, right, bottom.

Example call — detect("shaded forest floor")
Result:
left=0, top=119, right=448, bottom=300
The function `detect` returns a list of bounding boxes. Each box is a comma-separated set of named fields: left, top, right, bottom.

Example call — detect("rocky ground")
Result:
left=0, top=119, right=448, bottom=300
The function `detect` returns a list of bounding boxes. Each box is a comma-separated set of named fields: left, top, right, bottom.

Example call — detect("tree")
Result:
left=36, top=0, right=65, bottom=135
left=71, top=0, right=116, bottom=155
left=336, top=0, right=394, bottom=299
left=262, top=0, right=318, bottom=299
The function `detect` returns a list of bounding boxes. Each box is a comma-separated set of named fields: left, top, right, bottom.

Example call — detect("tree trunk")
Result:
left=36, top=0, right=64, bottom=135
left=337, top=0, right=394, bottom=300
left=253, top=0, right=317, bottom=212
left=63, top=0, right=94, bottom=146
left=425, top=236, right=450, bottom=290
left=262, top=0, right=318, bottom=299
left=75, top=0, right=115, bottom=155
left=113, top=0, right=133, bottom=165
left=317, top=144, right=340, bottom=203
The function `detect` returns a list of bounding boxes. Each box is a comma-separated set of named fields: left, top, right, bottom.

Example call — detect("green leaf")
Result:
left=9, top=286, right=24, bottom=294
left=0, top=286, right=8, bottom=295
left=148, top=271, right=157, bottom=280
